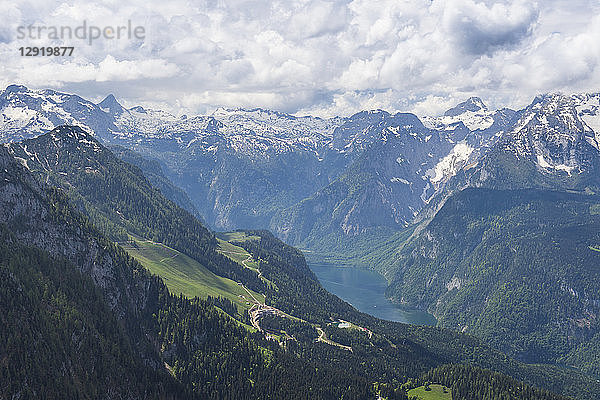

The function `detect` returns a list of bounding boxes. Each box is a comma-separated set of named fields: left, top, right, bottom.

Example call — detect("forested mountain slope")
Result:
left=380, top=188, right=600, bottom=372
left=1, top=126, right=597, bottom=398
left=6, top=126, right=263, bottom=292
left=0, top=132, right=378, bottom=399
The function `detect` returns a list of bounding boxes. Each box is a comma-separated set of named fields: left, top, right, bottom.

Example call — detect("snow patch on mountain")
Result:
left=536, top=154, right=576, bottom=175
left=114, top=107, right=190, bottom=138
left=212, top=107, right=342, bottom=141
left=2, top=106, right=42, bottom=125
left=426, top=143, right=474, bottom=184
left=424, top=112, right=494, bottom=132
left=580, top=111, right=600, bottom=133
left=536, top=154, right=552, bottom=169
left=575, top=94, right=600, bottom=149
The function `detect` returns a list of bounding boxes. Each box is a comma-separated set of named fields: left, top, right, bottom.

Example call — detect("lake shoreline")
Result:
left=307, top=259, right=437, bottom=326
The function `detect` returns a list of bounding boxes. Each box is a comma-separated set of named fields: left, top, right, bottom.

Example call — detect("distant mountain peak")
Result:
left=350, top=109, right=390, bottom=120
left=129, top=105, right=146, bottom=113
left=98, top=94, right=125, bottom=115
left=100, top=93, right=117, bottom=104
left=444, top=97, right=488, bottom=117
left=423, top=97, right=496, bottom=132
left=212, top=106, right=298, bottom=121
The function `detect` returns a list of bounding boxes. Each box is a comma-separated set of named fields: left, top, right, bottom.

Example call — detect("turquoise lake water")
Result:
left=308, top=261, right=436, bottom=326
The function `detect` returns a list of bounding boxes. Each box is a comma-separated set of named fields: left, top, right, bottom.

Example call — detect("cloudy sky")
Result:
left=1, top=0, right=599, bottom=117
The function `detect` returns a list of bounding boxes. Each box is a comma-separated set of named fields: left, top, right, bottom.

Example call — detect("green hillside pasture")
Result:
left=122, top=237, right=265, bottom=311
left=216, top=237, right=261, bottom=272
left=218, top=231, right=261, bottom=243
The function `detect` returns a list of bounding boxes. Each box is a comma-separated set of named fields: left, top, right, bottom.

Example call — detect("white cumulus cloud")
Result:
left=0, top=0, right=599, bottom=118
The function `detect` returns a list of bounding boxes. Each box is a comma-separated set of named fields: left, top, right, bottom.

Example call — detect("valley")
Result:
left=3, top=1, right=598, bottom=398
left=121, top=230, right=364, bottom=352
left=3, top=88, right=600, bottom=399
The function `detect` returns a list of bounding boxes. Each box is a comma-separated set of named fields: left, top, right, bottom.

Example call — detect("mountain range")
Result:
left=3, top=124, right=592, bottom=399
left=5, top=86, right=599, bottom=242
left=3, top=84, right=600, bottom=397
left=0, top=85, right=524, bottom=234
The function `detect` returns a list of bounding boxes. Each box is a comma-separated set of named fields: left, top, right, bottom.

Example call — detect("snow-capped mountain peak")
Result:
left=98, top=94, right=125, bottom=116
left=444, top=97, right=488, bottom=117
left=422, top=97, right=495, bottom=132
left=0, top=85, right=109, bottom=143
left=504, top=93, right=600, bottom=175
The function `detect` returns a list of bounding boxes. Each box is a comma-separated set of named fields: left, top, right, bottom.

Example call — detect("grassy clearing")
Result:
left=216, top=238, right=261, bottom=272
left=218, top=231, right=261, bottom=243
left=121, top=236, right=264, bottom=311
left=216, top=233, right=278, bottom=289
left=407, top=384, right=452, bottom=400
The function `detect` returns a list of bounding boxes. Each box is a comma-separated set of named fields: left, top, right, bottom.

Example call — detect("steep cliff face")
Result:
left=447, top=94, right=600, bottom=193
left=0, top=139, right=161, bottom=322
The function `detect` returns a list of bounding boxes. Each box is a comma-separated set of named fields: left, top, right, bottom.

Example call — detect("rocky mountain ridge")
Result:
left=2, top=85, right=599, bottom=243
